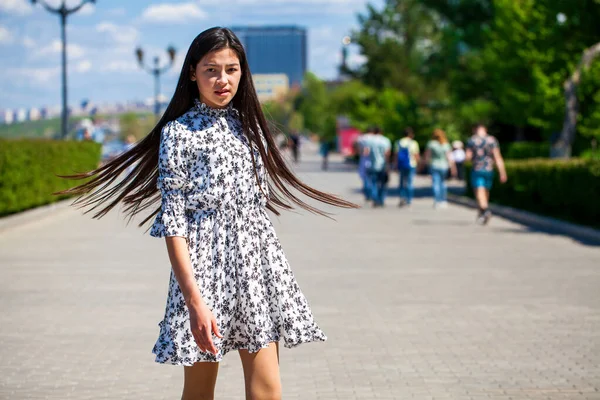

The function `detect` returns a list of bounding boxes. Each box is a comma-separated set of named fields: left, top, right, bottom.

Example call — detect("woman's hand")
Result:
left=188, top=299, right=223, bottom=355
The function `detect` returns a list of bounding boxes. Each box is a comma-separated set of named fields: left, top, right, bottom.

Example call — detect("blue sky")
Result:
left=0, top=0, right=383, bottom=110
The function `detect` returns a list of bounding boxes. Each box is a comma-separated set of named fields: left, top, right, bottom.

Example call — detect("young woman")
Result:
left=424, top=129, right=457, bottom=208
left=59, top=27, right=356, bottom=400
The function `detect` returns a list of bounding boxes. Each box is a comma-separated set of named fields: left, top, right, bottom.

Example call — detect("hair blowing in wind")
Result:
left=56, top=27, right=357, bottom=225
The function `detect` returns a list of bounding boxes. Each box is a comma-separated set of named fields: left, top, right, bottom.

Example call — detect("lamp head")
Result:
left=135, top=47, right=144, bottom=65
left=167, top=46, right=176, bottom=64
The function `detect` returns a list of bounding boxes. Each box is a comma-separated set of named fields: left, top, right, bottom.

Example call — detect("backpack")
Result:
left=397, top=141, right=412, bottom=170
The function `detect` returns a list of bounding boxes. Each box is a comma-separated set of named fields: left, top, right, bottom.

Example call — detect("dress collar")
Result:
left=193, top=98, right=236, bottom=117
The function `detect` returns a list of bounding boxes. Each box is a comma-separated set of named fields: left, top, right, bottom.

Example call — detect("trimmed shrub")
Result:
left=466, top=159, right=600, bottom=228
left=501, top=141, right=551, bottom=159
left=0, top=139, right=101, bottom=216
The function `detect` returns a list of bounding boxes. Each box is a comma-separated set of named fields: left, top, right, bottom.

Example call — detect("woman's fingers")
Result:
left=212, top=319, right=223, bottom=339
left=192, top=330, right=206, bottom=352
left=192, top=324, right=218, bottom=355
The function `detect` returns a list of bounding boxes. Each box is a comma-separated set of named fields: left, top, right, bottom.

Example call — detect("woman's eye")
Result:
left=228, top=68, right=238, bottom=73
left=206, top=68, right=215, bottom=72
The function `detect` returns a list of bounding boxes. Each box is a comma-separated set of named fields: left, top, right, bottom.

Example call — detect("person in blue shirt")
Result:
left=396, top=127, right=420, bottom=207
left=363, top=126, right=392, bottom=207
left=355, top=127, right=375, bottom=201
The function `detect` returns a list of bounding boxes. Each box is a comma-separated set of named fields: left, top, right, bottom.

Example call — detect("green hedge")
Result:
left=501, top=141, right=551, bottom=159
left=466, top=159, right=600, bottom=228
left=0, top=139, right=101, bottom=216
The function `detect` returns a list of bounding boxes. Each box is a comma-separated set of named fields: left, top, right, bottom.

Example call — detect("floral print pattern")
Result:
left=467, top=135, right=499, bottom=172
left=150, top=99, right=326, bottom=365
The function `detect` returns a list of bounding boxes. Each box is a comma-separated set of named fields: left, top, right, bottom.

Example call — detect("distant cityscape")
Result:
left=1, top=25, right=310, bottom=126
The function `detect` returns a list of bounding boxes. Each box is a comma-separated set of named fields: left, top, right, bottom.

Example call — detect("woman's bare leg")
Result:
left=239, top=342, right=281, bottom=400
left=182, top=362, right=220, bottom=400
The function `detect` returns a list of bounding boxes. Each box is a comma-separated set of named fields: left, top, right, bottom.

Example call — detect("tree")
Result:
left=297, top=73, right=335, bottom=139
left=555, top=42, right=600, bottom=157
left=351, top=0, right=443, bottom=99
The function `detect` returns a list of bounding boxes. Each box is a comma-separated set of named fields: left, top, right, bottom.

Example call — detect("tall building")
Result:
left=232, top=26, right=307, bottom=87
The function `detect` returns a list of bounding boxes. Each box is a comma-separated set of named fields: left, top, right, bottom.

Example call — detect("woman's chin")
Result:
left=211, top=96, right=232, bottom=108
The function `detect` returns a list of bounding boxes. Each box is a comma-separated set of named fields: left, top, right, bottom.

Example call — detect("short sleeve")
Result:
left=466, top=138, right=475, bottom=152
left=489, top=136, right=499, bottom=150
left=150, top=121, right=190, bottom=238
left=411, top=141, right=420, bottom=154
left=384, top=138, right=392, bottom=151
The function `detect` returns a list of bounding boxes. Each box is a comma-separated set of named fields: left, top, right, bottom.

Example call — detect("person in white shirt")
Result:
left=451, top=140, right=466, bottom=181
left=396, top=127, right=420, bottom=207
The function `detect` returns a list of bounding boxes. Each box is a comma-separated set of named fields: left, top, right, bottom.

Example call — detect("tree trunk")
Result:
left=553, top=42, right=600, bottom=158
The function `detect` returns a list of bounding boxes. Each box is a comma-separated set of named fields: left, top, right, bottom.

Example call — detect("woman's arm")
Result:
left=166, top=235, right=222, bottom=356
left=446, top=150, right=458, bottom=177
left=153, top=122, right=222, bottom=355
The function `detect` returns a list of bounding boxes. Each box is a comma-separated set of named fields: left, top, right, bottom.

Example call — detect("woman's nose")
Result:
left=216, top=72, right=227, bottom=85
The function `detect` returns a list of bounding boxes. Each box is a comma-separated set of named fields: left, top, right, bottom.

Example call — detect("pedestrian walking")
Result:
left=356, top=127, right=375, bottom=201
left=320, top=138, right=333, bottom=170
left=466, top=123, right=507, bottom=224
left=424, top=129, right=457, bottom=209
left=396, top=127, right=420, bottom=207
left=57, top=27, right=356, bottom=400
left=363, top=126, right=392, bottom=207
left=451, top=140, right=466, bottom=181
left=289, top=132, right=300, bottom=163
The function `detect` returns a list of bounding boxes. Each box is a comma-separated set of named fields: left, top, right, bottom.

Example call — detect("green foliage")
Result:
left=298, top=73, right=332, bottom=137
left=0, top=116, right=90, bottom=139
left=578, top=62, right=600, bottom=141
left=0, top=139, right=101, bottom=216
left=350, top=0, right=600, bottom=149
left=119, top=112, right=156, bottom=141
left=465, top=159, right=600, bottom=227
left=501, top=142, right=551, bottom=159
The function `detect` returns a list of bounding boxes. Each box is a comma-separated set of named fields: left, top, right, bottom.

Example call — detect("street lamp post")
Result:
left=31, top=0, right=96, bottom=139
left=135, top=46, right=176, bottom=119
left=340, top=36, right=352, bottom=80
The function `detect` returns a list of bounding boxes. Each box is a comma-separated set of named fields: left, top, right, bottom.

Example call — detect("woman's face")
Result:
left=191, top=48, right=242, bottom=109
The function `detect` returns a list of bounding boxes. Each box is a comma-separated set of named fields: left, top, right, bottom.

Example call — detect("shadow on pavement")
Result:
left=411, top=219, right=473, bottom=227
left=490, top=226, right=600, bottom=247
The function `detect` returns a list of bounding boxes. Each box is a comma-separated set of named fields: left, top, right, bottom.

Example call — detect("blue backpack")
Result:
left=397, top=141, right=412, bottom=170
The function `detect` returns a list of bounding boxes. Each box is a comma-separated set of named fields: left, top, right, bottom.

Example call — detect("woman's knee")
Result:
left=248, top=382, right=282, bottom=400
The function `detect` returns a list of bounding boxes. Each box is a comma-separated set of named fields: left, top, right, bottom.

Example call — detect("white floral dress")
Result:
left=149, top=99, right=326, bottom=365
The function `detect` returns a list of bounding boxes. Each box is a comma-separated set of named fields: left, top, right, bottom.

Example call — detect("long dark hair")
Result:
left=58, top=27, right=356, bottom=226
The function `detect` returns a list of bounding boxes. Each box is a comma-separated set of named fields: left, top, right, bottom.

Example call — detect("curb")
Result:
left=447, top=194, right=600, bottom=245
left=0, top=199, right=75, bottom=234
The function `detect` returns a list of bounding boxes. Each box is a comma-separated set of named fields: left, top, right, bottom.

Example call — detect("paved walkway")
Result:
left=1, top=150, right=599, bottom=400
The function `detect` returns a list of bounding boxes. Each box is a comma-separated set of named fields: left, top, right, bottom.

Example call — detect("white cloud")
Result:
left=74, top=59, right=92, bottom=73
left=347, top=52, right=367, bottom=68
left=78, top=3, right=95, bottom=16
left=34, top=39, right=85, bottom=60
left=96, top=22, right=139, bottom=45
left=140, top=3, right=207, bottom=23
left=102, top=60, right=139, bottom=73
left=0, top=0, right=33, bottom=15
left=107, top=7, right=126, bottom=17
left=0, top=25, right=13, bottom=44
left=222, top=0, right=368, bottom=15
left=8, top=66, right=60, bottom=84
left=22, top=36, right=36, bottom=48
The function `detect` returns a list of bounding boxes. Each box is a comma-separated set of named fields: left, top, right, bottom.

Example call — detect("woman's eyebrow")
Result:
left=203, top=62, right=240, bottom=67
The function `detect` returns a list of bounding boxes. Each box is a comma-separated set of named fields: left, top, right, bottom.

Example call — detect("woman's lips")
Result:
left=215, top=89, right=230, bottom=96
